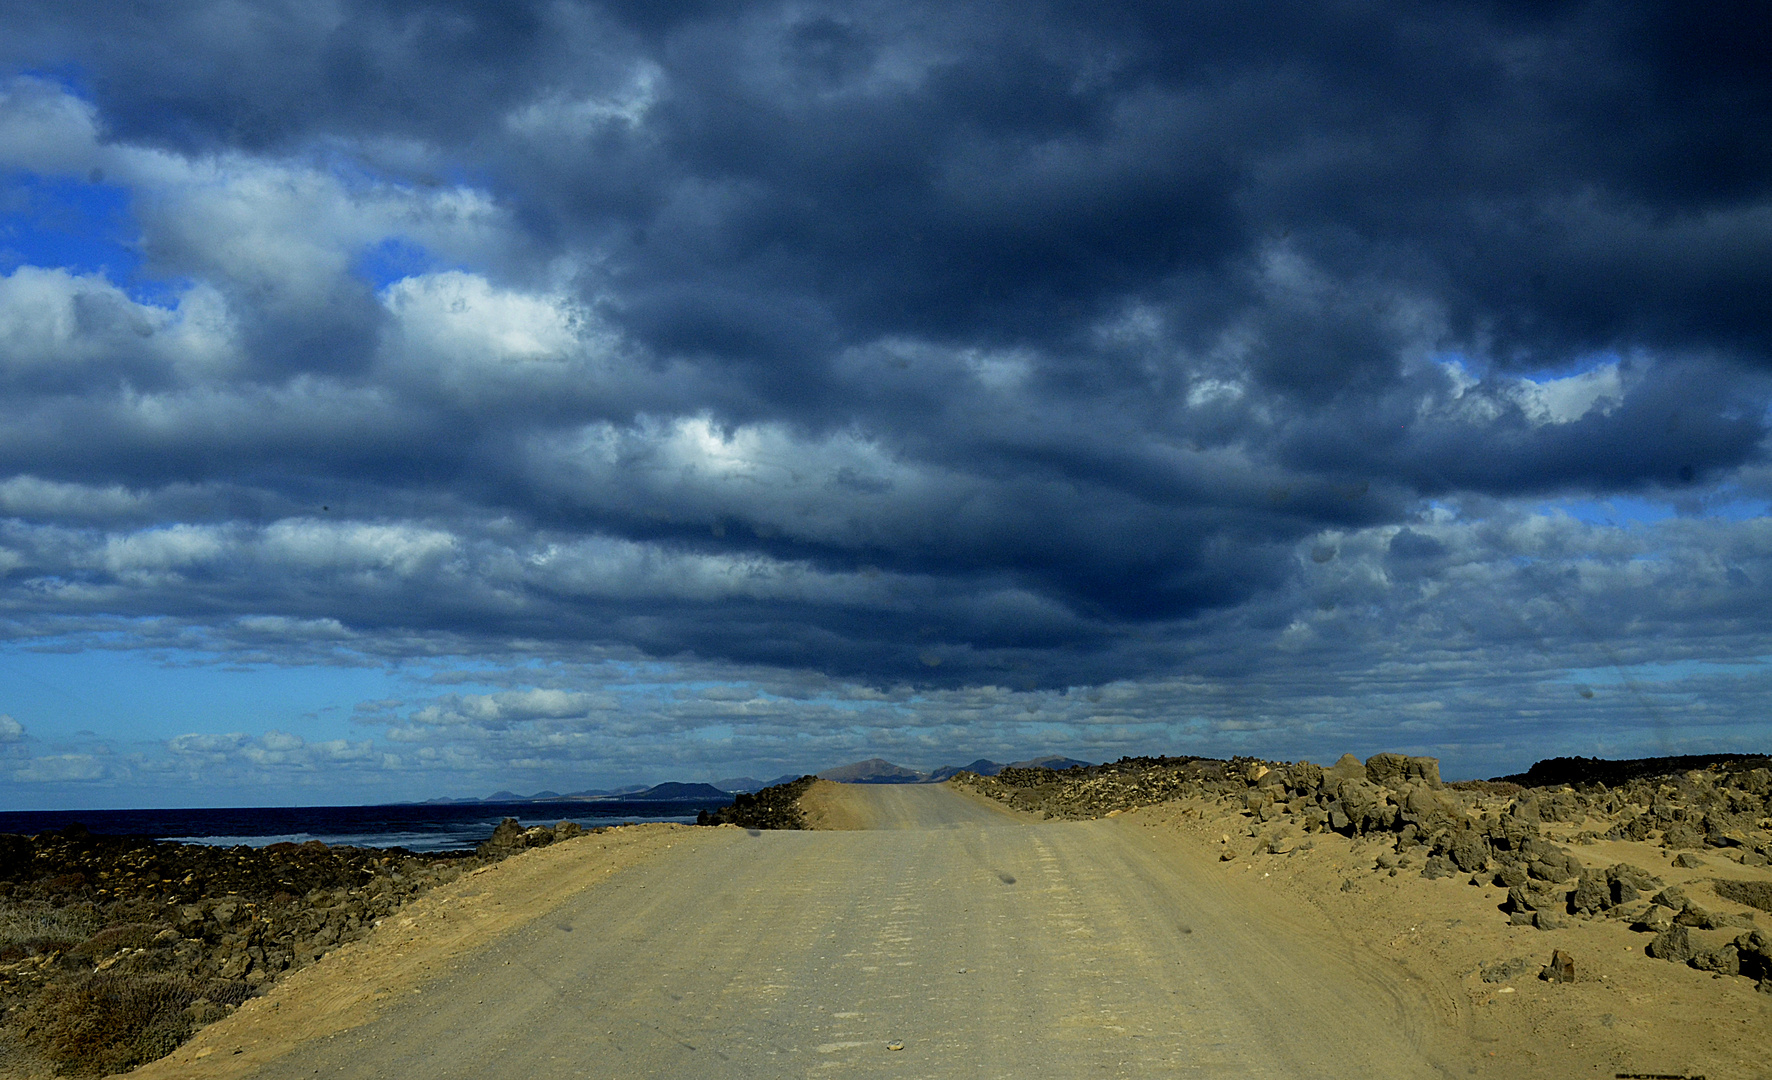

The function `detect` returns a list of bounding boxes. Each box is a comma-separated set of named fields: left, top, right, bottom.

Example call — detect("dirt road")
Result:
left=210, top=783, right=1450, bottom=1079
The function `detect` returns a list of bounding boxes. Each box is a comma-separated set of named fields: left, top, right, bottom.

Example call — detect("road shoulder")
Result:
left=1112, top=799, right=1772, bottom=1080
left=129, top=823, right=736, bottom=1080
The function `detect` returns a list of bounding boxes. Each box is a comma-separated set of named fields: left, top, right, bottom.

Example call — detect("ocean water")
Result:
left=0, top=798, right=733, bottom=854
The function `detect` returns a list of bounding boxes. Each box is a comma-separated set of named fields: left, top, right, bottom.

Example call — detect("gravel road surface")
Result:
left=246, top=785, right=1448, bottom=1079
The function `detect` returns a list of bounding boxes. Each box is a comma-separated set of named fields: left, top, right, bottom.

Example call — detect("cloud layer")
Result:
left=0, top=2, right=1769, bottom=800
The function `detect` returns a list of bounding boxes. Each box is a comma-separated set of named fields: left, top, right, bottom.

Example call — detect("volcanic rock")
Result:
left=1648, top=925, right=1696, bottom=963
left=1713, top=879, right=1772, bottom=914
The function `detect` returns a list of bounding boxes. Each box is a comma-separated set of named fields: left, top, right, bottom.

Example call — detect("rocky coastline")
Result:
left=0, top=817, right=586, bottom=1076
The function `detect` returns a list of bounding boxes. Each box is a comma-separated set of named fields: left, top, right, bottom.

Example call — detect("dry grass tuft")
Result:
left=0, top=901, right=105, bottom=958
left=19, top=972, right=198, bottom=1076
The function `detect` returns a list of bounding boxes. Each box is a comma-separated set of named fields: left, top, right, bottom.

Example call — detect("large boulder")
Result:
left=1606, top=864, right=1660, bottom=906
left=1287, top=761, right=1325, bottom=793
left=1493, top=861, right=1529, bottom=888
left=1402, top=784, right=1462, bottom=822
left=1570, top=870, right=1609, bottom=915
left=1525, top=846, right=1583, bottom=883
left=1691, top=943, right=1740, bottom=976
left=476, top=817, right=528, bottom=858
left=1447, top=831, right=1492, bottom=873
left=1365, top=753, right=1443, bottom=789
left=1661, top=822, right=1705, bottom=849
left=1335, top=779, right=1388, bottom=833
left=1735, top=930, right=1771, bottom=983
left=1322, top=754, right=1366, bottom=786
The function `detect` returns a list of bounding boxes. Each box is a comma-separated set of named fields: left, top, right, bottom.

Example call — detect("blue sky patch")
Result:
left=0, top=172, right=140, bottom=282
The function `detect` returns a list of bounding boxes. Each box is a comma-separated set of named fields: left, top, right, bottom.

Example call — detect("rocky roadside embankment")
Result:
left=0, top=817, right=588, bottom=1077
left=953, top=752, right=1772, bottom=993
left=696, top=776, right=816, bottom=830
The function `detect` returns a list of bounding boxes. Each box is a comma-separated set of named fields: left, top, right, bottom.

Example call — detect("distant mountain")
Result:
left=714, top=776, right=766, bottom=792
left=629, top=782, right=731, bottom=801
left=927, top=759, right=1006, bottom=781
left=470, top=786, right=650, bottom=803
left=1007, top=756, right=1093, bottom=771
left=818, top=758, right=927, bottom=784
left=565, top=785, right=649, bottom=798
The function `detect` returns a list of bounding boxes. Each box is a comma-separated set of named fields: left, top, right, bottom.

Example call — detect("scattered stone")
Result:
left=1526, top=846, right=1582, bottom=882
left=949, top=749, right=1772, bottom=992
left=1634, top=905, right=1677, bottom=934
left=1650, top=886, right=1688, bottom=910
left=1606, top=864, right=1660, bottom=906
left=1662, top=823, right=1706, bottom=849
left=1493, top=863, right=1529, bottom=888
left=1541, top=949, right=1575, bottom=983
left=1648, top=925, right=1696, bottom=963
left=1691, top=943, right=1740, bottom=977
left=1479, top=956, right=1532, bottom=982
left=1420, top=854, right=1457, bottom=880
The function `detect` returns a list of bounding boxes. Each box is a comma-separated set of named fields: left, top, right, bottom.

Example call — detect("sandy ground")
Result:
left=1117, top=795, right=1772, bottom=1080
left=798, top=778, right=877, bottom=830
left=120, top=784, right=1770, bottom=1080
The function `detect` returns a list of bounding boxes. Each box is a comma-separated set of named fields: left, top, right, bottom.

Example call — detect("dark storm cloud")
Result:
left=0, top=0, right=1769, bottom=695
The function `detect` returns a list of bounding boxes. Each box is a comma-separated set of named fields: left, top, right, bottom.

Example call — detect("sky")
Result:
left=0, top=1, right=1769, bottom=808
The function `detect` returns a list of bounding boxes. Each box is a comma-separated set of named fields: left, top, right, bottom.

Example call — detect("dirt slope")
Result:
left=138, top=783, right=1450, bottom=1080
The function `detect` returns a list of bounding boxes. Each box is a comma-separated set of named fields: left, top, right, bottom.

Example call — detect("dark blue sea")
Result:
left=0, top=798, right=734, bottom=853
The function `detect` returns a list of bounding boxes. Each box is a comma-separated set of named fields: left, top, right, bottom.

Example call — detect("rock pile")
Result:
left=696, top=776, right=817, bottom=830
left=0, top=817, right=586, bottom=1075
left=477, top=818, right=583, bottom=858
left=955, top=752, right=1772, bottom=992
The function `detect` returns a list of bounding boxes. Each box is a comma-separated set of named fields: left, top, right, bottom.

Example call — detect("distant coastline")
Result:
left=0, top=796, right=733, bottom=853
left=0, top=755, right=1097, bottom=851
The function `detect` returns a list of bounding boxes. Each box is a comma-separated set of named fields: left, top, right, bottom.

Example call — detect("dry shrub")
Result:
left=19, top=971, right=198, bottom=1076
left=200, top=977, right=253, bottom=1007
left=68, top=923, right=159, bottom=961
left=1447, top=780, right=1524, bottom=796
left=0, top=901, right=105, bottom=955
